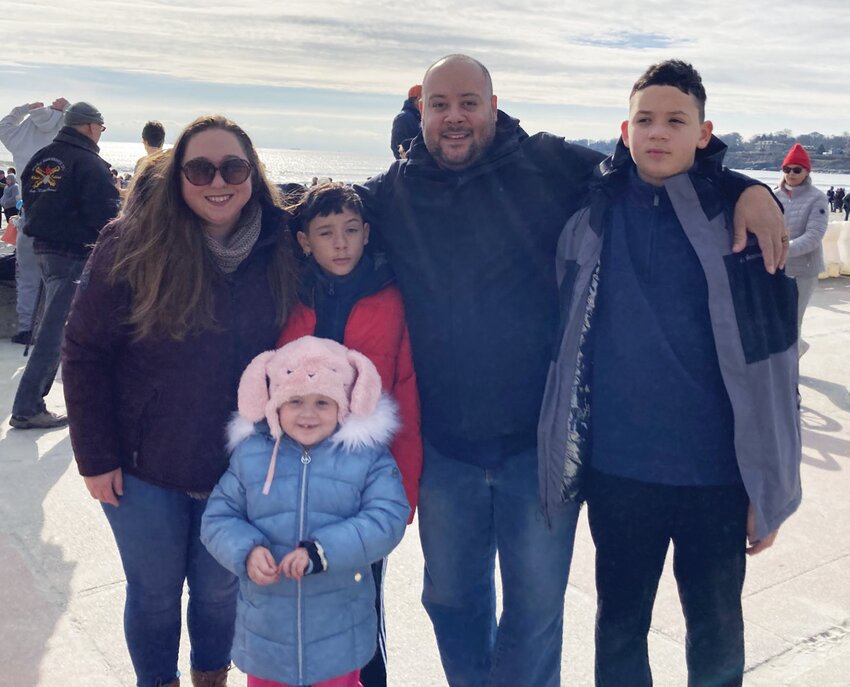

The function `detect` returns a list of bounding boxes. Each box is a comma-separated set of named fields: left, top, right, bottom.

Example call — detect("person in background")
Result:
left=278, top=182, right=422, bottom=687
left=0, top=97, right=68, bottom=345
left=843, top=191, right=850, bottom=221
left=201, top=336, right=409, bottom=687
left=61, top=114, right=299, bottom=687
left=9, top=101, right=119, bottom=429
left=390, top=85, right=421, bottom=160
left=774, top=143, right=828, bottom=356
left=0, top=170, right=5, bottom=229
left=834, top=186, right=845, bottom=213
left=0, top=170, right=5, bottom=230
left=135, top=119, right=166, bottom=174
left=539, top=58, right=800, bottom=687
left=826, top=185, right=835, bottom=212
left=1, top=172, right=21, bottom=222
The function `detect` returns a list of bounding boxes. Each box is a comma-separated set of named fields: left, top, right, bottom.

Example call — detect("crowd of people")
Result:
left=826, top=185, right=850, bottom=219
left=1, top=54, right=809, bottom=687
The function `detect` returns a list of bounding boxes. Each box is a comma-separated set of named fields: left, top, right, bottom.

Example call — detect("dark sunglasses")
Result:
left=782, top=166, right=805, bottom=174
left=182, top=158, right=252, bottom=186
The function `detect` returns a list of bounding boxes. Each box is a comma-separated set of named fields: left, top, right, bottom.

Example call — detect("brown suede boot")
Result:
left=190, top=666, right=230, bottom=687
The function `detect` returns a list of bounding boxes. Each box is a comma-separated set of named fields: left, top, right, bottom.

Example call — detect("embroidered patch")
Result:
left=30, top=157, right=65, bottom=191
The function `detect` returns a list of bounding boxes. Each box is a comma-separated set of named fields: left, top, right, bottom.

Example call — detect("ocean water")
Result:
left=79, top=142, right=391, bottom=186
left=99, top=142, right=850, bottom=191
left=0, top=141, right=393, bottom=186
left=4, top=141, right=850, bottom=191
left=732, top=169, right=850, bottom=195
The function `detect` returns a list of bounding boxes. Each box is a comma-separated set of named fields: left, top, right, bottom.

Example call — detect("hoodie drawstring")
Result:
left=262, top=436, right=282, bottom=495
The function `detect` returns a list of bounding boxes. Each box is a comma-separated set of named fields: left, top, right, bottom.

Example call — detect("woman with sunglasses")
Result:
left=62, top=115, right=298, bottom=687
left=774, top=143, right=829, bottom=356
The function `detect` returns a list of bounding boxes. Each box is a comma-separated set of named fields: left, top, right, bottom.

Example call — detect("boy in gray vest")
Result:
left=538, top=60, right=801, bottom=687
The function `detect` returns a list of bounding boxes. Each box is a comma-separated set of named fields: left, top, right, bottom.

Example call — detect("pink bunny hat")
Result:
left=236, top=336, right=384, bottom=493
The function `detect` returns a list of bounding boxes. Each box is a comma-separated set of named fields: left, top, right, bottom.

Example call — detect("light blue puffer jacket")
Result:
left=201, top=406, right=409, bottom=685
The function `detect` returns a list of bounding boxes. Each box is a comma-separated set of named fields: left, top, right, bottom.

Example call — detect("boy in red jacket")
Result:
left=277, top=182, right=422, bottom=687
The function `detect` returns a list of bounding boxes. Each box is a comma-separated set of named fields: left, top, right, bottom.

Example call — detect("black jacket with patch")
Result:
left=22, top=126, right=120, bottom=250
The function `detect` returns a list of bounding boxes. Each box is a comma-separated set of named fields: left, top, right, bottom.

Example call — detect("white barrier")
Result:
left=836, top=221, right=850, bottom=276
left=819, top=221, right=850, bottom=279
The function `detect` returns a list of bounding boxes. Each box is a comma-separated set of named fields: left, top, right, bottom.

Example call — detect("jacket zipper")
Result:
left=296, top=447, right=311, bottom=685
left=646, top=193, right=659, bottom=282
left=228, top=276, right=243, bottom=404
left=132, top=389, right=159, bottom=468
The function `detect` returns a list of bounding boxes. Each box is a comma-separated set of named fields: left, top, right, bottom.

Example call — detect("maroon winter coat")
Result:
left=62, top=204, right=292, bottom=492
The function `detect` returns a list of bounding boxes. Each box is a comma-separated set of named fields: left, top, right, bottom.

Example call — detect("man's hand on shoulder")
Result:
left=51, top=98, right=70, bottom=112
left=732, top=186, right=788, bottom=274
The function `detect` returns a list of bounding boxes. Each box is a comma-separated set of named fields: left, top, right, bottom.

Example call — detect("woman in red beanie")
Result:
left=774, top=143, right=829, bottom=355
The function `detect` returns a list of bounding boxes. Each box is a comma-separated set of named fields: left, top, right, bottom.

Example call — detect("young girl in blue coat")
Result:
left=201, top=336, right=409, bottom=687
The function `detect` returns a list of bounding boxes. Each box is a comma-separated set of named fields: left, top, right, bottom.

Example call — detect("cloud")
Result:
left=577, top=32, right=687, bottom=50
left=2, top=0, right=847, bottom=150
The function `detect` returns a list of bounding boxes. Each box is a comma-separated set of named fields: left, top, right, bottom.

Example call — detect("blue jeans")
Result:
left=419, top=441, right=579, bottom=687
left=102, top=474, right=238, bottom=687
left=12, top=250, right=87, bottom=417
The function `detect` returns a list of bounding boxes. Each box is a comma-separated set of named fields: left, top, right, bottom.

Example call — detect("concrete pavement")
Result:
left=1, top=277, right=849, bottom=687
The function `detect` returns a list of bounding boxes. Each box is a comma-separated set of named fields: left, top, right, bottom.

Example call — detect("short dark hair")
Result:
left=631, top=60, right=706, bottom=121
left=141, top=120, right=166, bottom=148
left=288, top=182, right=364, bottom=234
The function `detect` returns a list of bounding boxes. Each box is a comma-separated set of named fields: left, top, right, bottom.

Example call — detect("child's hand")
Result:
left=279, top=547, right=310, bottom=580
left=247, top=546, right=280, bottom=585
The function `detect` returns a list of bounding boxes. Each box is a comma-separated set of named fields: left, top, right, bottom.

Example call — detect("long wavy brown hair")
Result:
left=109, top=115, right=297, bottom=340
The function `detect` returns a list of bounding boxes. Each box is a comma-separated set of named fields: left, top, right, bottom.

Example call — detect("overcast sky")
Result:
left=2, top=0, right=847, bottom=153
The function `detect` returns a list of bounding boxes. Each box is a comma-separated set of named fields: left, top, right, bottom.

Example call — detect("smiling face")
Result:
left=180, top=128, right=253, bottom=240
left=622, top=85, right=713, bottom=187
left=278, top=393, right=339, bottom=447
left=421, top=57, right=498, bottom=171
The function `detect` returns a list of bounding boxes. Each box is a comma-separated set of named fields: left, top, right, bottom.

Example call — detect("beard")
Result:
left=426, top=123, right=496, bottom=172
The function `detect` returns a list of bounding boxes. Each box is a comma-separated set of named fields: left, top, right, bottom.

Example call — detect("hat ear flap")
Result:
left=237, top=350, right=276, bottom=423
left=346, top=350, right=382, bottom=416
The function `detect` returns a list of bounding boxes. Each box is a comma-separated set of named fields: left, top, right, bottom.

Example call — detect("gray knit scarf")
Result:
left=203, top=201, right=262, bottom=273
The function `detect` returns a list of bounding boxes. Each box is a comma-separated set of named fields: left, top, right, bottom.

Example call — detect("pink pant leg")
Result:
left=247, top=670, right=361, bottom=687
left=315, top=669, right=362, bottom=687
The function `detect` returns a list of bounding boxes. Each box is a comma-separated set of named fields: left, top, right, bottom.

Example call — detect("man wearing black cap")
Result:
left=9, top=101, right=119, bottom=429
